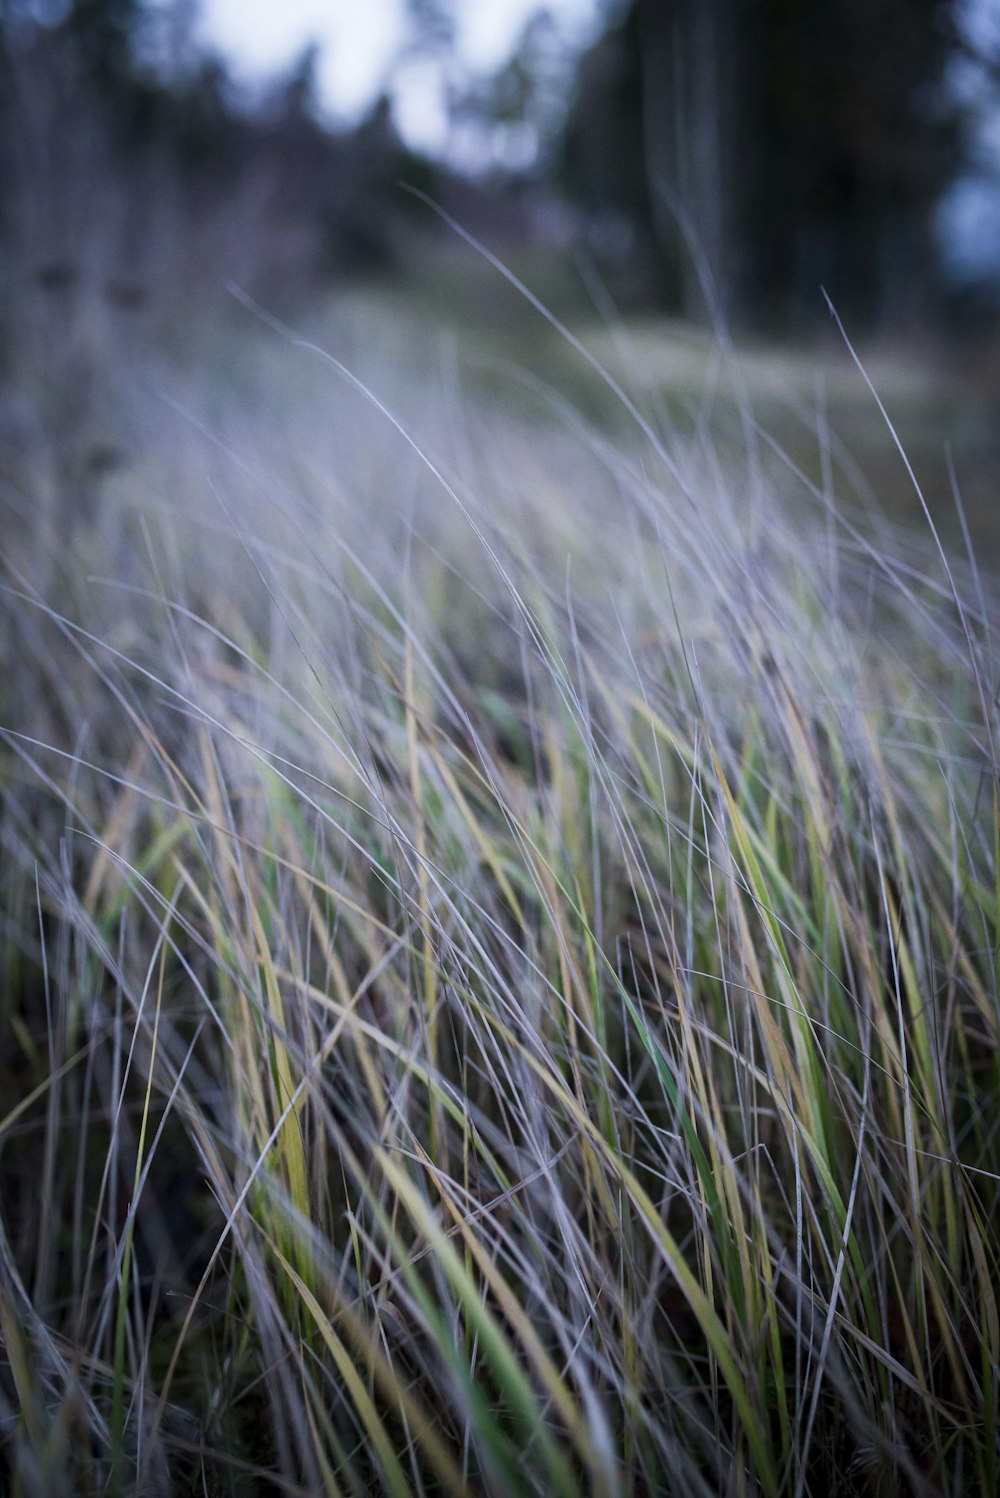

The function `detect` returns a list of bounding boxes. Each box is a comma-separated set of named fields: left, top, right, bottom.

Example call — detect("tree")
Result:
left=745, top=0, right=960, bottom=327
left=558, top=0, right=962, bottom=328
left=559, top=0, right=741, bottom=317
left=57, top=0, right=144, bottom=86
left=403, top=0, right=456, bottom=58
left=453, top=9, right=579, bottom=178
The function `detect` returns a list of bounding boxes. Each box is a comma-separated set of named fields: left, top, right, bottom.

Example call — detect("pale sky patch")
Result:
left=197, top=0, right=406, bottom=120
left=198, top=0, right=600, bottom=146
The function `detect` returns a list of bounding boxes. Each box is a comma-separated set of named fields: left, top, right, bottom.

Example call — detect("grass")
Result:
left=1, top=270, right=998, bottom=1496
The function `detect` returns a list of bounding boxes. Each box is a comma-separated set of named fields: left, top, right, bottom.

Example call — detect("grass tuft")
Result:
left=1, top=287, right=998, bottom=1495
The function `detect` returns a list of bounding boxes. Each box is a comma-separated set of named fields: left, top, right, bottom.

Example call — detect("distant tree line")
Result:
left=556, top=0, right=965, bottom=328
left=0, top=0, right=988, bottom=334
left=0, top=0, right=441, bottom=324
left=407, top=0, right=980, bottom=329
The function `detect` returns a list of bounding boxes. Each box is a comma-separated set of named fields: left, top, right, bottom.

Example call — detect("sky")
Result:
left=197, top=0, right=601, bottom=151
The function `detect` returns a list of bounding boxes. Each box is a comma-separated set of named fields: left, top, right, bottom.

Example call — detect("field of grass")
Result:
left=1, top=265, right=999, bottom=1495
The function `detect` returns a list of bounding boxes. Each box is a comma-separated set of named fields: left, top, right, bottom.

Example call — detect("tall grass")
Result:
left=1, top=286, right=998, bottom=1496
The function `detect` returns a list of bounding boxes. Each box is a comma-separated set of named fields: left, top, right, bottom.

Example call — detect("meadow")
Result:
left=1, top=253, right=998, bottom=1496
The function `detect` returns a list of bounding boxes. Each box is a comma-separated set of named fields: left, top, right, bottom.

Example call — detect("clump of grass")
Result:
left=0, top=289, right=998, bottom=1498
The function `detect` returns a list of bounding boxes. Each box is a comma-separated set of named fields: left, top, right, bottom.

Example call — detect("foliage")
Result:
left=557, top=0, right=963, bottom=327
left=0, top=0, right=440, bottom=328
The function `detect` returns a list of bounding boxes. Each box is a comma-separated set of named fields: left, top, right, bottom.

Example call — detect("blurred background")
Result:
left=1, top=0, right=999, bottom=557
left=4, top=0, right=1000, bottom=320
